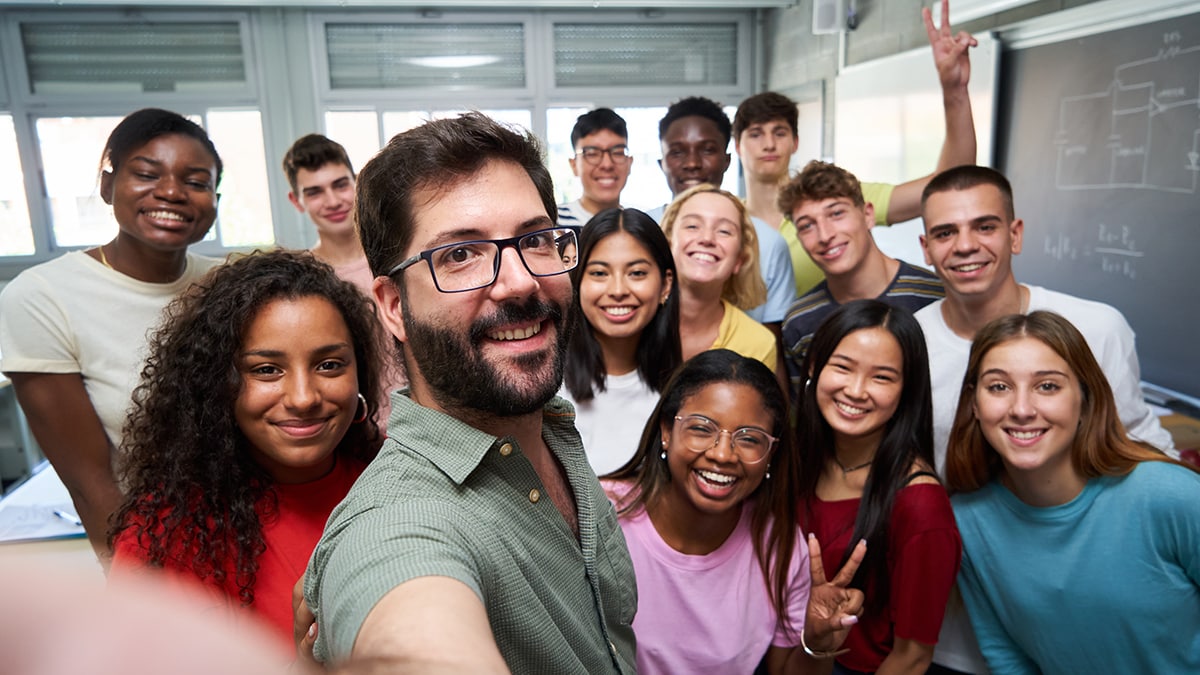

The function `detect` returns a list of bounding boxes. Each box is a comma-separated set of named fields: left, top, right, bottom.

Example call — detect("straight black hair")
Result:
left=796, top=299, right=935, bottom=611
left=564, top=207, right=681, bottom=401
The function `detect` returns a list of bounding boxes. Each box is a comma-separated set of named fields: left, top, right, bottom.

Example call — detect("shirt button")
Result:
left=499, top=443, right=513, bottom=456
left=528, top=488, right=540, bottom=503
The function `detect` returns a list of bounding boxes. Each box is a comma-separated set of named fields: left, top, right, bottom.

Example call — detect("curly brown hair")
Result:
left=109, top=250, right=384, bottom=605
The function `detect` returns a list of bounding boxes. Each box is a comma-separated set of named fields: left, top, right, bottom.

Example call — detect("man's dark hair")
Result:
left=732, top=92, right=798, bottom=139
left=282, top=134, right=354, bottom=194
left=570, top=108, right=628, bottom=148
left=357, top=112, right=556, bottom=278
left=921, top=165, right=1015, bottom=221
left=658, top=96, right=732, bottom=146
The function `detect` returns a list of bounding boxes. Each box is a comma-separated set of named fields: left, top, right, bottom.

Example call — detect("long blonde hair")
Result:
left=944, top=311, right=1195, bottom=493
left=660, top=183, right=767, bottom=310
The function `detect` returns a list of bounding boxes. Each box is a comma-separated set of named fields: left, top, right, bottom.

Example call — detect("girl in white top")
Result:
left=560, top=208, right=680, bottom=475
left=0, top=108, right=223, bottom=564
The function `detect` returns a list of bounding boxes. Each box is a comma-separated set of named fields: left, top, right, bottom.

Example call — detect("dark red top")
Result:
left=804, top=483, right=962, bottom=672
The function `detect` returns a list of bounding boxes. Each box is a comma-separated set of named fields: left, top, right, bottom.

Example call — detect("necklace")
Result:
left=833, top=455, right=873, bottom=475
left=97, top=244, right=114, bottom=270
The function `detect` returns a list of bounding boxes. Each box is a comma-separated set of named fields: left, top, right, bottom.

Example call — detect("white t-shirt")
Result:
left=0, top=250, right=221, bottom=454
left=559, top=369, right=660, bottom=476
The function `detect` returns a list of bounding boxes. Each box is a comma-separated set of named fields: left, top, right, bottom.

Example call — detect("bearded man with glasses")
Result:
left=302, top=113, right=637, bottom=674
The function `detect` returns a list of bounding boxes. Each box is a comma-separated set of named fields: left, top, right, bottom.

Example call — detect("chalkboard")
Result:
left=997, top=12, right=1200, bottom=400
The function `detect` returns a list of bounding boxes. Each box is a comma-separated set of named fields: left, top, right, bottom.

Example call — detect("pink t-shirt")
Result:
left=605, top=481, right=810, bottom=674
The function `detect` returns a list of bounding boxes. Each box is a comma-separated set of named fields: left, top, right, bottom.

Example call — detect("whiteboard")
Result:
left=833, top=33, right=1000, bottom=266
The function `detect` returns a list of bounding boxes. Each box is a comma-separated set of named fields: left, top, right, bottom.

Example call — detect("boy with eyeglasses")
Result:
left=558, top=108, right=633, bottom=227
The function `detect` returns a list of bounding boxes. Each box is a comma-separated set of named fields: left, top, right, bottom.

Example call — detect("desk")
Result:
left=0, top=462, right=102, bottom=583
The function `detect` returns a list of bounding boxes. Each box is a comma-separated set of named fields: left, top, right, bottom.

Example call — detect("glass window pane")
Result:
left=324, top=110, right=381, bottom=175
left=36, top=115, right=122, bottom=248
left=0, top=114, right=34, bottom=256
left=205, top=109, right=274, bottom=247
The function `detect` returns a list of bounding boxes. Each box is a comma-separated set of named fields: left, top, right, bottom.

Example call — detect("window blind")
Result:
left=554, top=23, right=738, bottom=88
left=325, top=23, right=525, bottom=90
left=20, top=21, right=246, bottom=94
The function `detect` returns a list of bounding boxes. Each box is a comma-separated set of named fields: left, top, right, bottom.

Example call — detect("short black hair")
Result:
left=658, top=96, right=732, bottom=146
left=921, top=165, right=1015, bottom=221
left=101, top=108, right=223, bottom=187
left=570, top=108, right=628, bottom=148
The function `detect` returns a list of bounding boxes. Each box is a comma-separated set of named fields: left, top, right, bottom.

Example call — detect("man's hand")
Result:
left=925, top=0, right=977, bottom=92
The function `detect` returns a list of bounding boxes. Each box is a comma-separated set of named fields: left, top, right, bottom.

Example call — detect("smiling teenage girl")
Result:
left=109, top=250, right=383, bottom=646
left=0, top=109, right=224, bottom=563
left=660, top=185, right=776, bottom=373
left=796, top=299, right=961, bottom=674
left=604, top=349, right=865, bottom=674
left=560, top=208, right=680, bottom=474
left=946, top=311, right=1200, bottom=675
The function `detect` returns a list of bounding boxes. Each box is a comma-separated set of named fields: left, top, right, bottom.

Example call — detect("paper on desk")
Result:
left=0, top=502, right=86, bottom=543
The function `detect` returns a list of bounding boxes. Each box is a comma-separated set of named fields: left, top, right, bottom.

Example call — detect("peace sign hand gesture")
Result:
left=802, top=534, right=867, bottom=656
left=924, top=0, right=978, bottom=91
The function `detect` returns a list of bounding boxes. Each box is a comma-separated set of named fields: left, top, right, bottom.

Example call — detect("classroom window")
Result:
left=204, top=109, right=273, bottom=248
left=0, top=114, right=34, bottom=257
left=35, top=115, right=125, bottom=248
left=324, top=110, right=381, bottom=177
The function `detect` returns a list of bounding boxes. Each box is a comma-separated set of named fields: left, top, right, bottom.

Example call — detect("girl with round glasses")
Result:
left=795, top=299, right=961, bottom=674
left=561, top=208, right=681, bottom=474
left=603, top=349, right=864, bottom=674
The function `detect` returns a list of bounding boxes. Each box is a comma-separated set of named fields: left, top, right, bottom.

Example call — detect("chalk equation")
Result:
left=1054, top=29, right=1200, bottom=194
left=1042, top=222, right=1144, bottom=280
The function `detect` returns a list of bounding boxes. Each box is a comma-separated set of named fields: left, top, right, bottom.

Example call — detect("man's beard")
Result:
left=403, top=294, right=572, bottom=417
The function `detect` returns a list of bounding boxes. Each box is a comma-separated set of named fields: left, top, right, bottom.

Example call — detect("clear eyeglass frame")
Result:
left=671, top=414, right=778, bottom=464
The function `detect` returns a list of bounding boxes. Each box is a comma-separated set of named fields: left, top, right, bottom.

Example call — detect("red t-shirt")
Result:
left=804, top=483, right=961, bottom=672
left=112, top=457, right=365, bottom=647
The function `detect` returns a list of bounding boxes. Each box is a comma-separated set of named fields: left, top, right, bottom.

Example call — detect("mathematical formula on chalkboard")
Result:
left=1041, top=223, right=1145, bottom=280
left=1054, top=31, right=1200, bottom=194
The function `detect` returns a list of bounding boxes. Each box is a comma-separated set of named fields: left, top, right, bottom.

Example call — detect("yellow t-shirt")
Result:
left=711, top=300, right=777, bottom=372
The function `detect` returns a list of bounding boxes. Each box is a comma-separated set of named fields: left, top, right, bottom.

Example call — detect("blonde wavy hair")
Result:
left=660, top=183, right=767, bottom=310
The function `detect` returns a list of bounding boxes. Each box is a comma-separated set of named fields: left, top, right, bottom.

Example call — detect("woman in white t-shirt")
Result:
left=0, top=108, right=224, bottom=565
left=560, top=207, right=680, bottom=474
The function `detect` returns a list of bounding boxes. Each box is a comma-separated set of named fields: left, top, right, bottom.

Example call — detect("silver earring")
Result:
left=660, top=450, right=667, bottom=461
left=353, top=392, right=368, bottom=423
left=765, top=469, right=771, bottom=480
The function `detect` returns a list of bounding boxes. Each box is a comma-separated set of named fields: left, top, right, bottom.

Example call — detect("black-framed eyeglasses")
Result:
left=576, top=145, right=632, bottom=166
left=387, top=226, right=580, bottom=293
left=672, top=414, right=778, bottom=464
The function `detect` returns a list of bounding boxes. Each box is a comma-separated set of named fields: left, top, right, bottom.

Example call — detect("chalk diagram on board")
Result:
left=1042, top=29, right=1199, bottom=280
left=1054, top=30, right=1200, bottom=194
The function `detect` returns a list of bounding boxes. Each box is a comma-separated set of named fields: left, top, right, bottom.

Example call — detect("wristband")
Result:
left=800, top=630, right=849, bottom=660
